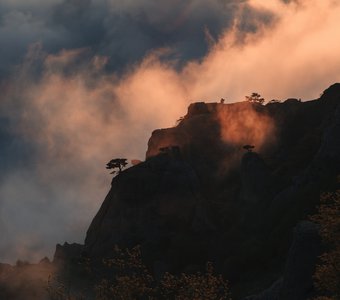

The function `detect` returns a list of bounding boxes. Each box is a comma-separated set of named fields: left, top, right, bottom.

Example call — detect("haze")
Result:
left=0, top=0, right=340, bottom=263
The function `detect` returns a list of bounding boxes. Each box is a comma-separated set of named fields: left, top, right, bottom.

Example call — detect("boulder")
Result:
left=280, top=221, right=321, bottom=300
left=243, top=221, right=321, bottom=300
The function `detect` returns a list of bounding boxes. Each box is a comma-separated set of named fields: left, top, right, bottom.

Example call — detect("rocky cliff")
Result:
left=81, top=84, right=340, bottom=298
left=2, top=84, right=339, bottom=300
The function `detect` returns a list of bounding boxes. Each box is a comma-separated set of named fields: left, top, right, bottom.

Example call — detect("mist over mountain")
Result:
left=1, top=0, right=340, bottom=268
left=81, top=83, right=340, bottom=299
left=1, top=83, right=339, bottom=299
left=0, top=0, right=279, bottom=263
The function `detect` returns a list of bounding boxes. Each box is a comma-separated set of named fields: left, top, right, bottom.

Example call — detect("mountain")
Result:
left=82, top=83, right=339, bottom=298
left=1, top=83, right=340, bottom=299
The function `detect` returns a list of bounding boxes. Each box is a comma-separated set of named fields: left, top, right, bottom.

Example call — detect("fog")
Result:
left=0, top=0, right=340, bottom=263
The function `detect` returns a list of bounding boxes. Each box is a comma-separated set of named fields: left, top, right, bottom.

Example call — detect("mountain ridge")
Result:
left=1, top=83, right=339, bottom=299
left=81, top=83, right=340, bottom=298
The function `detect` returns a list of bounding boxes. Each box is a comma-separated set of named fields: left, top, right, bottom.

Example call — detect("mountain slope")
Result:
left=83, top=84, right=340, bottom=298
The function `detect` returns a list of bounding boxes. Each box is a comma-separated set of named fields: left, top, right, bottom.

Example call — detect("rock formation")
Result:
left=2, top=83, right=339, bottom=299
left=80, top=83, right=340, bottom=298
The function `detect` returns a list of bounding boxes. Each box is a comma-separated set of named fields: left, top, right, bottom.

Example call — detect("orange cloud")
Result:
left=182, top=0, right=340, bottom=102
left=2, top=0, right=340, bottom=263
left=217, top=103, right=275, bottom=151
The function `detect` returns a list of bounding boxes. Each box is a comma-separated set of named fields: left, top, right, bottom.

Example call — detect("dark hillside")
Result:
left=83, top=84, right=340, bottom=298
left=1, top=83, right=339, bottom=299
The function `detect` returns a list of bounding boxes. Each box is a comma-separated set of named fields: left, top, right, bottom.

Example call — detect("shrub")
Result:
left=48, top=245, right=231, bottom=300
left=311, top=189, right=340, bottom=299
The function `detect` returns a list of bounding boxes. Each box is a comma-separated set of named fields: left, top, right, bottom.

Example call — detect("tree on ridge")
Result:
left=106, top=158, right=128, bottom=175
left=245, top=93, right=265, bottom=104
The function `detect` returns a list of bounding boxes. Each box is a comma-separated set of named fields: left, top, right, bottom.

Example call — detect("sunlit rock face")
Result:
left=83, top=84, right=340, bottom=298
left=145, top=102, right=224, bottom=176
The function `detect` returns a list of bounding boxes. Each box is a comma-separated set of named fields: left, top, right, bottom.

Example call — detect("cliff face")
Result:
left=83, top=83, right=340, bottom=298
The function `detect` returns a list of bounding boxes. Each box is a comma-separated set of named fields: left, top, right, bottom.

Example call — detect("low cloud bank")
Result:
left=0, top=0, right=340, bottom=263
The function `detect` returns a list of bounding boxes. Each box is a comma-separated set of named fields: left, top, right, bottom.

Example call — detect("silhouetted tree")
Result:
left=245, top=92, right=265, bottom=104
left=243, top=145, right=255, bottom=152
left=106, top=158, right=128, bottom=175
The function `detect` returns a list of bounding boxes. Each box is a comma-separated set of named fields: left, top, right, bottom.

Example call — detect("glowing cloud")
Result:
left=183, top=0, right=340, bottom=101
left=1, top=0, right=340, bottom=263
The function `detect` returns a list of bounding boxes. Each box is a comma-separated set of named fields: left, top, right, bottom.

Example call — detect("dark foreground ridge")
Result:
left=1, top=83, right=340, bottom=299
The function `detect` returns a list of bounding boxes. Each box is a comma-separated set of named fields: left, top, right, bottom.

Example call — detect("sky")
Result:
left=1, top=0, right=340, bottom=263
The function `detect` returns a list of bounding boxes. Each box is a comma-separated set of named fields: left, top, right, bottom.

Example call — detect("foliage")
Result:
left=159, top=263, right=231, bottom=300
left=106, top=158, right=128, bottom=175
left=245, top=92, right=265, bottom=104
left=96, top=246, right=153, bottom=300
left=47, top=275, right=85, bottom=300
left=96, top=245, right=231, bottom=300
left=311, top=188, right=340, bottom=300
left=48, top=246, right=231, bottom=300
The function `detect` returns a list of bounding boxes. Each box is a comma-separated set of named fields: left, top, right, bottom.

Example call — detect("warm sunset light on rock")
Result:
left=0, top=1, right=339, bottom=299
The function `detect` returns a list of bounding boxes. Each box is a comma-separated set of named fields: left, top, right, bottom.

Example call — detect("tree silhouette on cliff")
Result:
left=245, top=92, right=265, bottom=104
left=106, top=158, right=128, bottom=175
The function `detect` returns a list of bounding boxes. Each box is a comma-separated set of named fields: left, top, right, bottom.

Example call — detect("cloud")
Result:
left=0, top=45, right=189, bottom=263
left=1, top=0, right=340, bottom=263
left=0, top=0, right=276, bottom=77
left=181, top=0, right=340, bottom=101
left=217, top=104, right=275, bottom=151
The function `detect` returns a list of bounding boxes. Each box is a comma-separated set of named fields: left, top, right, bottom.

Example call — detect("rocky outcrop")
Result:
left=316, top=99, right=340, bottom=165
left=145, top=102, right=223, bottom=170
left=280, top=221, right=321, bottom=300
left=244, top=221, right=321, bottom=300
left=1, top=84, right=339, bottom=300
left=243, top=279, right=282, bottom=300
left=84, top=150, right=213, bottom=270
left=82, top=84, right=339, bottom=298
left=53, top=242, right=84, bottom=263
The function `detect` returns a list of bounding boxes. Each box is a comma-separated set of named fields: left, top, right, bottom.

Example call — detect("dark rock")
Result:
left=243, top=278, right=282, bottom=300
left=280, top=221, right=321, bottom=300
left=187, top=102, right=210, bottom=116
left=316, top=103, right=340, bottom=165
left=2, top=83, right=340, bottom=300
left=84, top=154, right=211, bottom=269
left=83, top=83, right=339, bottom=297
left=284, top=98, right=300, bottom=104
left=244, top=221, right=321, bottom=300
left=53, top=242, right=84, bottom=263
left=240, top=152, right=271, bottom=204
left=320, top=82, right=340, bottom=100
